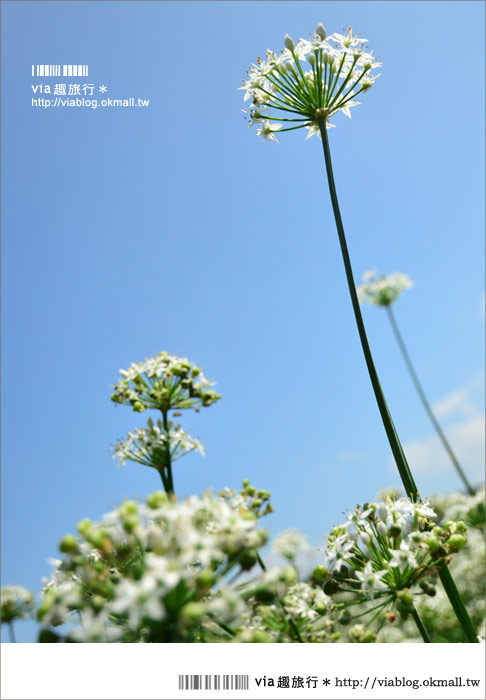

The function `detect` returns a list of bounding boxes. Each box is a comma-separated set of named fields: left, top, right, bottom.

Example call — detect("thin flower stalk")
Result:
left=386, top=303, right=475, bottom=496
left=357, top=271, right=475, bottom=496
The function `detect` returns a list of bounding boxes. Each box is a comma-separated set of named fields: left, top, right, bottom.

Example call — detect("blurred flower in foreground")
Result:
left=357, top=270, right=413, bottom=307
left=1, top=585, right=35, bottom=624
left=37, top=488, right=270, bottom=642
left=240, top=23, right=381, bottom=140
left=272, top=529, right=309, bottom=561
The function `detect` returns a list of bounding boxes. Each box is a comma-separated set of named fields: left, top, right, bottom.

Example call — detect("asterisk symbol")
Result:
left=323, top=679, right=331, bottom=686
left=99, top=85, right=108, bottom=93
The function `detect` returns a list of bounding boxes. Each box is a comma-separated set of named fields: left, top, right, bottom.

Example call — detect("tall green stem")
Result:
left=317, top=119, right=478, bottom=643
left=411, top=607, right=431, bottom=643
left=385, top=305, right=475, bottom=496
left=8, top=622, right=16, bottom=643
left=438, top=566, right=478, bottom=642
left=317, top=120, right=417, bottom=500
left=162, top=410, right=175, bottom=498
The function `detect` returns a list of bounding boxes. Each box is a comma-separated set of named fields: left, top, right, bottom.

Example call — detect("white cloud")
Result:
left=336, top=449, right=360, bottom=463
left=403, top=414, right=485, bottom=481
left=400, top=381, right=485, bottom=483
left=432, top=387, right=476, bottom=420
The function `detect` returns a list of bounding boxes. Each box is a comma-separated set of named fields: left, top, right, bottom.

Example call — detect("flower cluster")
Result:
left=272, top=529, right=310, bottom=561
left=236, top=568, right=339, bottom=643
left=320, top=496, right=469, bottom=626
left=357, top=271, right=412, bottom=307
left=241, top=23, right=381, bottom=141
left=37, top=489, right=270, bottom=642
left=379, top=488, right=485, bottom=643
left=113, top=418, right=204, bottom=469
left=111, top=351, right=221, bottom=413
left=219, top=479, right=273, bottom=519
left=111, top=352, right=220, bottom=492
left=1, top=585, right=35, bottom=624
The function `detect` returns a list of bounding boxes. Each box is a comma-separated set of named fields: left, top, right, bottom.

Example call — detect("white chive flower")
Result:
left=272, top=529, right=309, bottom=560
left=113, top=418, right=204, bottom=468
left=241, top=23, right=381, bottom=140
left=357, top=271, right=413, bottom=307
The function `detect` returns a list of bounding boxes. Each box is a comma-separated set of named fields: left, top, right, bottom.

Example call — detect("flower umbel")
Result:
left=241, top=23, right=381, bottom=140
left=320, top=496, right=469, bottom=628
left=113, top=418, right=205, bottom=469
left=111, top=351, right=221, bottom=413
left=357, top=271, right=413, bottom=307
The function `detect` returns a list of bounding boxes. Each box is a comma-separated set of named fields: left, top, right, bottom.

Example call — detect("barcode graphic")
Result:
left=31, top=65, right=88, bottom=77
left=178, top=675, right=249, bottom=691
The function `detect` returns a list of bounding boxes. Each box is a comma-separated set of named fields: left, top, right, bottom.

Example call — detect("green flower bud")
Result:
left=180, top=602, right=206, bottom=624
left=86, top=529, right=111, bottom=550
left=132, top=401, right=145, bottom=413
left=196, top=569, right=214, bottom=592
left=111, top=393, right=122, bottom=403
left=447, top=534, right=467, bottom=552
left=338, top=609, right=351, bottom=624
left=37, top=602, right=51, bottom=621
left=388, top=524, right=402, bottom=539
left=455, top=521, right=467, bottom=533
left=444, top=521, right=455, bottom=532
left=323, top=579, right=340, bottom=595
left=242, top=479, right=250, bottom=488
left=245, top=486, right=255, bottom=496
left=419, top=580, right=436, bottom=597
left=347, top=624, right=365, bottom=641
left=59, top=534, right=78, bottom=554
left=241, top=511, right=257, bottom=521
left=240, top=629, right=271, bottom=643
left=312, top=565, right=328, bottom=581
left=254, top=585, right=276, bottom=603
left=92, top=561, right=106, bottom=574
left=279, top=566, right=298, bottom=586
left=360, top=630, right=376, bottom=643
left=91, top=595, right=106, bottom=612
left=432, top=526, right=443, bottom=536
left=122, top=514, right=139, bottom=533
left=77, top=518, right=92, bottom=535
left=396, top=590, right=413, bottom=605
left=426, top=536, right=441, bottom=553
left=119, top=500, right=138, bottom=516
left=146, top=491, right=168, bottom=509
left=239, top=550, right=258, bottom=571
left=128, top=561, right=145, bottom=581
left=396, top=600, right=414, bottom=620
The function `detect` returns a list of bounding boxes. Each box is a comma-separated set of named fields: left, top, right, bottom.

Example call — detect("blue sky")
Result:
left=1, top=1, right=484, bottom=642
